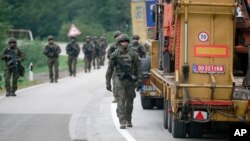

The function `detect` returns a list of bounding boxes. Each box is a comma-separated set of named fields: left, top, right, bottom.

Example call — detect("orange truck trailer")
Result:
left=132, top=0, right=250, bottom=138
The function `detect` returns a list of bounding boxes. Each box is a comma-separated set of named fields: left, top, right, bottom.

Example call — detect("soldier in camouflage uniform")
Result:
left=1, top=38, right=25, bottom=96
left=106, top=34, right=141, bottom=129
left=66, top=36, right=80, bottom=76
left=99, top=36, right=108, bottom=66
left=82, top=36, right=93, bottom=73
left=92, top=36, right=101, bottom=69
left=131, top=35, right=146, bottom=58
left=43, top=35, right=61, bottom=83
left=107, top=31, right=122, bottom=103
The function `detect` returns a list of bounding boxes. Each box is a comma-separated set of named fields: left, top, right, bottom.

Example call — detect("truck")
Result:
left=132, top=0, right=250, bottom=138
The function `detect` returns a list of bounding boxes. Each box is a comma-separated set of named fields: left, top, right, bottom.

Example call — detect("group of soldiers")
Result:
left=0, top=31, right=146, bottom=130
left=106, top=31, right=146, bottom=129
left=43, top=35, right=108, bottom=83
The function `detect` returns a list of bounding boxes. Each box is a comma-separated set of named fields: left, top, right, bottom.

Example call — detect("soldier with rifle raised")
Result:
left=1, top=38, right=25, bottom=97
left=43, top=35, right=61, bottom=83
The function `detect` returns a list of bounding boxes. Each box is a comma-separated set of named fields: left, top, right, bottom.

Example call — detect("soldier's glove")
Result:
left=106, top=82, right=112, bottom=91
left=4, top=55, right=11, bottom=59
left=135, top=80, right=142, bottom=91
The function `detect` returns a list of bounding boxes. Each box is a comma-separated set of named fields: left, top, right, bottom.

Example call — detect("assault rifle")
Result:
left=114, top=58, right=136, bottom=82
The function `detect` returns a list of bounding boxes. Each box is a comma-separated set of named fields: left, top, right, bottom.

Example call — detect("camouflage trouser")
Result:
left=68, top=56, right=77, bottom=75
left=93, top=55, right=100, bottom=69
left=112, top=73, right=118, bottom=100
left=84, top=56, right=92, bottom=72
left=115, top=77, right=136, bottom=124
left=48, top=58, right=59, bottom=81
left=5, top=68, right=19, bottom=92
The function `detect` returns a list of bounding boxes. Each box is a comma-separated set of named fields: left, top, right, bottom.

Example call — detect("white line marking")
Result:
left=111, top=103, right=137, bottom=141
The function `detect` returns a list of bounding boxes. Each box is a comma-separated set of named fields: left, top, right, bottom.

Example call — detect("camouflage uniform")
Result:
left=0, top=38, right=25, bottom=96
left=43, top=36, right=61, bottom=83
left=99, top=36, right=108, bottom=66
left=93, top=37, right=101, bottom=69
left=106, top=34, right=141, bottom=129
left=82, top=36, right=93, bottom=72
left=131, top=35, right=146, bottom=58
left=66, top=37, right=80, bottom=76
left=107, top=31, right=122, bottom=103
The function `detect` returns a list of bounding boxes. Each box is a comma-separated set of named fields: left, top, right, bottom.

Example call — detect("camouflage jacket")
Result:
left=43, top=43, right=61, bottom=58
left=66, top=42, right=80, bottom=57
left=82, top=42, right=93, bottom=56
left=130, top=41, right=146, bottom=58
left=107, top=43, right=119, bottom=59
left=1, top=47, right=25, bottom=68
left=106, top=46, right=141, bottom=85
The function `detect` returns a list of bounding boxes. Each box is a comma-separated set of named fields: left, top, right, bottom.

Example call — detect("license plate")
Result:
left=142, top=85, right=156, bottom=91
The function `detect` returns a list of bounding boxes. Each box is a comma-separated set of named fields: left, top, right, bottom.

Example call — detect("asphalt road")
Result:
left=0, top=62, right=229, bottom=141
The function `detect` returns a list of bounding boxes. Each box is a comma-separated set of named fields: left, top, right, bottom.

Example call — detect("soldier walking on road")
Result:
left=43, top=35, right=61, bottom=83
left=106, top=34, right=142, bottom=129
left=1, top=38, right=25, bottom=97
left=131, top=35, right=146, bottom=58
left=93, top=36, right=101, bottom=69
left=99, top=36, right=108, bottom=66
left=66, top=36, right=80, bottom=76
left=82, top=36, right=93, bottom=73
left=107, top=31, right=122, bottom=103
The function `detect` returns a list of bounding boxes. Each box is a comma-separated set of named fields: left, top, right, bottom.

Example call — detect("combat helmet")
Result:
left=48, top=35, right=54, bottom=40
left=113, top=31, right=122, bottom=38
left=8, top=37, right=17, bottom=43
left=132, top=35, right=140, bottom=40
left=117, top=34, right=130, bottom=43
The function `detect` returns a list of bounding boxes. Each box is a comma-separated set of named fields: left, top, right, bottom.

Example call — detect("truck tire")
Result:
left=163, top=101, right=168, bottom=129
left=141, top=56, right=151, bottom=73
left=187, top=122, right=203, bottom=138
left=172, top=118, right=187, bottom=138
left=155, top=98, right=164, bottom=109
left=168, top=101, right=172, bottom=133
left=141, top=96, right=153, bottom=109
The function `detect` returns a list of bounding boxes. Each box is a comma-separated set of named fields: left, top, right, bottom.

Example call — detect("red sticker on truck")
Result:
left=193, top=64, right=225, bottom=74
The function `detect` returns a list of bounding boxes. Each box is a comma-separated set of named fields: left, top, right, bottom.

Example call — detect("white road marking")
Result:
left=111, top=103, right=137, bottom=141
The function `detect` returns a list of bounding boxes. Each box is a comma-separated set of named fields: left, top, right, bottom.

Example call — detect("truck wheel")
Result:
left=155, top=98, right=164, bottom=109
left=163, top=101, right=168, bottom=129
left=172, top=118, right=187, bottom=138
left=187, top=122, right=203, bottom=138
left=141, top=96, right=153, bottom=109
left=168, top=101, right=172, bottom=133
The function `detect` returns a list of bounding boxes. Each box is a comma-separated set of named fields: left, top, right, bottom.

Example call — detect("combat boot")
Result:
left=6, top=91, right=11, bottom=97
left=50, top=79, right=54, bottom=83
left=55, top=79, right=58, bottom=83
left=127, top=121, right=133, bottom=127
left=11, top=91, right=16, bottom=96
left=120, top=124, right=126, bottom=129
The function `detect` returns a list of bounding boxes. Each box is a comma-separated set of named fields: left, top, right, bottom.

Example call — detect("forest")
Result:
left=0, top=0, right=131, bottom=41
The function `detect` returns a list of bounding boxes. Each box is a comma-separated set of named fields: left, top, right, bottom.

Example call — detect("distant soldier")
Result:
left=66, top=36, right=80, bottom=76
left=99, top=36, right=108, bottom=66
left=43, top=35, right=61, bottom=83
left=106, top=34, right=142, bottom=129
left=107, top=31, right=122, bottom=103
left=82, top=36, right=93, bottom=73
left=107, top=31, right=122, bottom=59
left=1, top=38, right=25, bottom=96
left=131, top=35, right=146, bottom=58
left=92, top=36, right=101, bottom=69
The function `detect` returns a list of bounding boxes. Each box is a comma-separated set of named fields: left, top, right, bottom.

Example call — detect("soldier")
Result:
left=131, top=35, right=146, bottom=58
left=106, top=34, right=142, bottom=129
left=99, top=36, right=108, bottom=66
left=82, top=36, right=93, bottom=73
left=92, top=36, right=101, bottom=69
left=43, top=35, right=61, bottom=83
left=107, top=31, right=122, bottom=103
left=66, top=36, right=80, bottom=76
left=1, top=38, right=25, bottom=96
